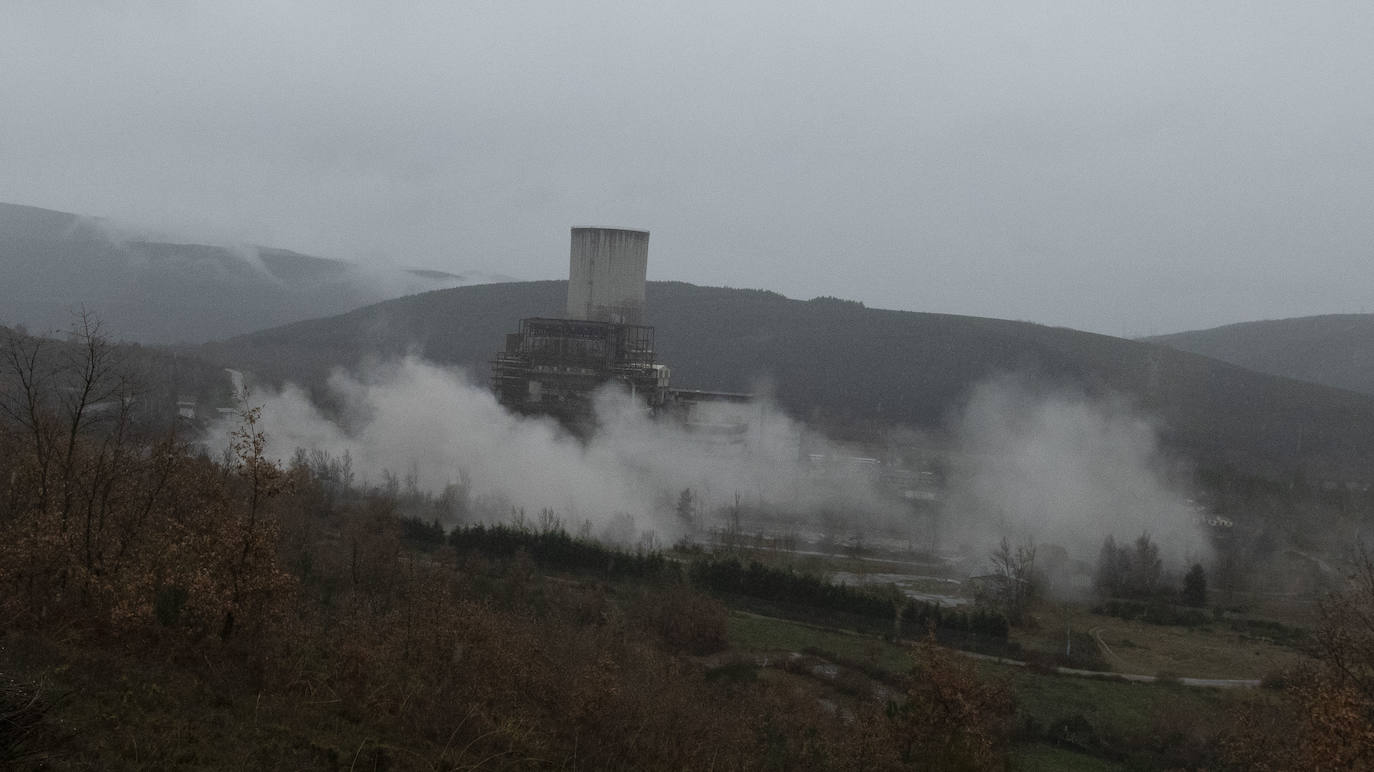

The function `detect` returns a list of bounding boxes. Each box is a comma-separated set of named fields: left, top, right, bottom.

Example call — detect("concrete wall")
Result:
left=566, top=227, right=649, bottom=325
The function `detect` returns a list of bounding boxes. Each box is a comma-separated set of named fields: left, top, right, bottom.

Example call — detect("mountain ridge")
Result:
left=0, top=201, right=511, bottom=344
left=196, top=280, right=1374, bottom=482
left=1147, top=313, right=1374, bottom=397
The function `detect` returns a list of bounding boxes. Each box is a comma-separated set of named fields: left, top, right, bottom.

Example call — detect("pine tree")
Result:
left=1182, top=563, right=1207, bottom=607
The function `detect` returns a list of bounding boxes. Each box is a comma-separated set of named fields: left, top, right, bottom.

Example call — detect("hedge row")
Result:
left=1091, top=599, right=1210, bottom=627
left=440, top=525, right=1009, bottom=642
left=689, top=557, right=1009, bottom=641
left=448, top=523, right=674, bottom=581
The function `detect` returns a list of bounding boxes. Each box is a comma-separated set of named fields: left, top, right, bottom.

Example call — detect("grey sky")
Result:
left=3, top=2, right=1372, bottom=336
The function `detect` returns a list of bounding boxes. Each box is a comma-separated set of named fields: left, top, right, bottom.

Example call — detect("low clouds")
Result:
left=5, top=3, right=1374, bottom=334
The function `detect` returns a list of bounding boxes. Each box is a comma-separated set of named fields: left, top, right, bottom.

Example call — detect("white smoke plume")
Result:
left=942, top=376, right=1209, bottom=573
left=206, top=360, right=1211, bottom=569
left=206, top=356, right=904, bottom=542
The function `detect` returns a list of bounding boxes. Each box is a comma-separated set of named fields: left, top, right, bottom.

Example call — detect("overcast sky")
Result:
left=4, top=2, right=1372, bottom=336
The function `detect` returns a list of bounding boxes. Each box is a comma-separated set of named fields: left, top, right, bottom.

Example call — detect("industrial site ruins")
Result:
left=492, top=226, right=750, bottom=433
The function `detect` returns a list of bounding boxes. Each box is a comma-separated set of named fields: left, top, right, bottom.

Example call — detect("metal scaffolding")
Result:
left=491, top=317, right=668, bottom=428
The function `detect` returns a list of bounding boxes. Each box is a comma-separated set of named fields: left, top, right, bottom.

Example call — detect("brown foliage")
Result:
left=1296, top=546, right=1374, bottom=769
left=1, top=321, right=1027, bottom=769
left=1223, top=547, right=1374, bottom=770
left=0, top=324, right=292, bottom=644
left=884, top=635, right=1015, bottom=771
left=630, top=581, right=730, bottom=655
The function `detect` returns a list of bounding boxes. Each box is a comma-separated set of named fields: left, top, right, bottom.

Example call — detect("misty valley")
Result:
left=4, top=215, right=1374, bottom=771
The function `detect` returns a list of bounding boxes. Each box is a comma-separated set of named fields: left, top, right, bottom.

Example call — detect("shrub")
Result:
left=633, top=584, right=729, bottom=655
left=1091, top=599, right=1209, bottom=627
left=886, top=635, right=1015, bottom=769
left=1182, top=563, right=1208, bottom=607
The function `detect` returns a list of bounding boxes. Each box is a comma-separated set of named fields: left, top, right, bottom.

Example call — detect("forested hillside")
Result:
left=1149, top=314, right=1374, bottom=397
left=197, top=281, right=1374, bottom=481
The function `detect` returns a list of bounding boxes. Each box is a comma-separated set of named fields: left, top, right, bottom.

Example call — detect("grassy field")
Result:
left=726, top=609, right=1282, bottom=770
left=726, top=610, right=915, bottom=674
left=986, top=659, right=1270, bottom=733
left=1010, top=743, right=1124, bottom=771
left=1087, top=617, right=1303, bottom=679
left=1010, top=605, right=1309, bottom=680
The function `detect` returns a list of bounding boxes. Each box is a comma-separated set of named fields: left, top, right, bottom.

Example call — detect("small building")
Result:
left=176, top=395, right=197, bottom=420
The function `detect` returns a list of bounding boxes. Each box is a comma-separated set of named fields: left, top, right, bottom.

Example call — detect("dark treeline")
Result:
left=436, top=521, right=1011, bottom=648
left=1090, top=599, right=1211, bottom=628
left=689, top=557, right=1011, bottom=652
left=446, top=521, right=672, bottom=581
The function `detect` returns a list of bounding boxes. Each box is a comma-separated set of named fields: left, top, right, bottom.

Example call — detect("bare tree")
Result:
left=988, top=536, right=1037, bottom=625
left=0, top=314, right=144, bottom=609
left=221, top=400, right=287, bottom=640
left=1, top=313, right=132, bottom=519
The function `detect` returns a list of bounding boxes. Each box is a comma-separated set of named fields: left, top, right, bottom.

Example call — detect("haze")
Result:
left=207, top=358, right=1204, bottom=570
left=4, top=2, right=1372, bottom=336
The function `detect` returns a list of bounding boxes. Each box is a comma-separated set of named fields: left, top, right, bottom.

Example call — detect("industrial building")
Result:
left=491, top=227, right=750, bottom=434
left=564, top=227, right=650, bottom=325
left=492, top=228, right=671, bottom=429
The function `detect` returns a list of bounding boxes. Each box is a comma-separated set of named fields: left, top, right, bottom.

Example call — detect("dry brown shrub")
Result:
left=630, top=581, right=730, bottom=655
left=285, top=550, right=883, bottom=770
left=0, top=359, right=295, bottom=650
left=884, top=635, right=1015, bottom=771
left=1223, top=548, right=1374, bottom=770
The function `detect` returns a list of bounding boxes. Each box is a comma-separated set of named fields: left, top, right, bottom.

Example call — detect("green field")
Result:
left=726, top=608, right=1282, bottom=770
left=1010, top=606, right=1307, bottom=680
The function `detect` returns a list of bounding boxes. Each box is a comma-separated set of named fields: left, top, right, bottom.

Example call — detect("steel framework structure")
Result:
left=491, top=317, right=668, bottom=428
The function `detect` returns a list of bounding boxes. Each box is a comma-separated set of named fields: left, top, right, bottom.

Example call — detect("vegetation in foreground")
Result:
left=4, top=323, right=1374, bottom=769
left=0, top=324, right=1020, bottom=769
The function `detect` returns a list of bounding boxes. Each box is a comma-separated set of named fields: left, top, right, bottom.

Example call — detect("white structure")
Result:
left=176, top=396, right=197, bottom=420
left=566, top=227, right=649, bottom=325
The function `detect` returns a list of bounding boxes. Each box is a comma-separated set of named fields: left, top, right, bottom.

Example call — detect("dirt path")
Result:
left=1082, top=625, right=1261, bottom=688
left=733, top=609, right=1263, bottom=688
left=959, top=648, right=1261, bottom=688
left=1089, top=625, right=1125, bottom=668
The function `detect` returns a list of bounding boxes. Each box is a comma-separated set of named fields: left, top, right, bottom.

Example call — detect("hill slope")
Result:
left=0, top=202, right=510, bottom=344
left=198, top=281, right=1374, bottom=481
left=1, top=322, right=237, bottom=430
left=1148, top=314, right=1374, bottom=397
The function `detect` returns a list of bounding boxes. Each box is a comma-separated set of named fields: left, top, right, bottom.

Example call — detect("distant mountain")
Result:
left=0, top=202, right=512, bottom=344
left=198, top=281, right=1374, bottom=482
left=1147, top=315, right=1374, bottom=398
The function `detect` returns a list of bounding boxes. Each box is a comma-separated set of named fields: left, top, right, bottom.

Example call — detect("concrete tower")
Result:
left=566, top=227, right=649, bottom=325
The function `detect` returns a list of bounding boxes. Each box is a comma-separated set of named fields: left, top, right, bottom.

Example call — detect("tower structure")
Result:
left=491, top=228, right=668, bottom=430
left=566, top=227, right=649, bottom=325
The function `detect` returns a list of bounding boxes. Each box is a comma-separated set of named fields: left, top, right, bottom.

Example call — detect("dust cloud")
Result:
left=942, top=376, right=1209, bottom=573
left=205, top=356, right=902, bottom=543
left=206, top=361, right=1211, bottom=569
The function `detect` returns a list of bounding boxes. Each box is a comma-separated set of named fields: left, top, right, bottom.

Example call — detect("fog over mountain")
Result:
left=0, top=202, right=512, bottom=344
left=8, top=6, right=1374, bottom=767
left=5, top=4, right=1374, bottom=335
